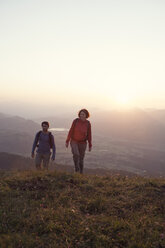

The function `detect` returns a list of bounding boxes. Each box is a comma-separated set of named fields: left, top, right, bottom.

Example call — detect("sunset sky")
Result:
left=1, top=0, right=165, bottom=116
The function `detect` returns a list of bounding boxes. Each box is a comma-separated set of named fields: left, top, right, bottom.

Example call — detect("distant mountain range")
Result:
left=2, top=109, right=165, bottom=146
left=35, top=108, right=165, bottom=146
left=0, top=110, right=165, bottom=176
left=0, top=113, right=39, bottom=133
left=0, top=114, right=40, bottom=155
left=91, top=109, right=165, bottom=146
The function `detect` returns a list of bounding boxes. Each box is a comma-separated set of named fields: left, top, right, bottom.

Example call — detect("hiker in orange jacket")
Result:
left=65, top=109, right=92, bottom=174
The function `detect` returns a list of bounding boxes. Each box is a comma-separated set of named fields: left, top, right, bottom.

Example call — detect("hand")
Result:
left=89, top=147, right=92, bottom=152
left=65, top=142, right=69, bottom=148
left=51, top=157, right=55, bottom=161
left=31, top=153, right=35, bottom=159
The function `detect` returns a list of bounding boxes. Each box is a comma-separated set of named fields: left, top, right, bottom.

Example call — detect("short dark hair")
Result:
left=78, top=109, right=90, bottom=119
left=41, top=121, right=49, bottom=127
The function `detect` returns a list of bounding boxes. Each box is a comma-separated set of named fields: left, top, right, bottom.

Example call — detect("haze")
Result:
left=1, top=0, right=165, bottom=118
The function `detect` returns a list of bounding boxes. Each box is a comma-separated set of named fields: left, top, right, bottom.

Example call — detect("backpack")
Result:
left=71, top=118, right=90, bottom=141
left=36, top=131, right=53, bottom=148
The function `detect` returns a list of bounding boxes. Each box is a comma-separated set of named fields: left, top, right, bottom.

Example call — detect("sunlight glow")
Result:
left=114, top=94, right=134, bottom=108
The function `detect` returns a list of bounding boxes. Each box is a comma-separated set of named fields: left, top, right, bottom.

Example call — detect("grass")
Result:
left=0, top=170, right=165, bottom=248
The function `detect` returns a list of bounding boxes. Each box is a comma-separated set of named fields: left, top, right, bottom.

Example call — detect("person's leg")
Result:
left=78, top=143, right=87, bottom=174
left=35, top=153, right=42, bottom=170
left=42, top=153, right=51, bottom=170
left=71, top=141, right=80, bottom=172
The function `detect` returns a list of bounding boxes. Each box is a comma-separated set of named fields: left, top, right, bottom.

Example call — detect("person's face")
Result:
left=80, top=111, right=87, bottom=121
left=42, top=124, right=49, bottom=132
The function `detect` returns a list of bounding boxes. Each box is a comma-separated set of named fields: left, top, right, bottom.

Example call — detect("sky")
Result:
left=0, top=0, right=165, bottom=117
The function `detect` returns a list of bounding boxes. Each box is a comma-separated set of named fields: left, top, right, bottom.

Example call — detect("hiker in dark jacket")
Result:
left=31, top=121, right=56, bottom=170
left=65, top=109, right=92, bottom=174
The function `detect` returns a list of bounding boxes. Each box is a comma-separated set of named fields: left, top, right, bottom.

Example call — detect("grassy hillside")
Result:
left=0, top=170, right=165, bottom=248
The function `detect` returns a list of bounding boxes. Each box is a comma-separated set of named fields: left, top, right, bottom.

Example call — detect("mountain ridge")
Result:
left=1, top=111, right=165, bottom=176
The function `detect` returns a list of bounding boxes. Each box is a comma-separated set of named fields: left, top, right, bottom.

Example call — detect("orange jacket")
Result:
left=66, top=118, right=92, bottom=148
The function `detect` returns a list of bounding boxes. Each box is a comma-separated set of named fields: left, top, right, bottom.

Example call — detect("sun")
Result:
left=114, top=94, right=133, bottom=108
left=116, top=95, right=129, bottom=104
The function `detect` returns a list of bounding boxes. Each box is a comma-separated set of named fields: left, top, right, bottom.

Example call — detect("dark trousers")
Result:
left=71, top=141, right=87, bottom=174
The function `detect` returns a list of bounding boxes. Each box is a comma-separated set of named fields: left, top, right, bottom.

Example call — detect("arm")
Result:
left=31, top=133, right=38, bottom=157
left=51, top=135, right=56, bottom=160
left=87, top=122, right=92, bottom=151
left=65, top=119, right=76, bottom=147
